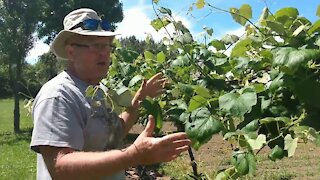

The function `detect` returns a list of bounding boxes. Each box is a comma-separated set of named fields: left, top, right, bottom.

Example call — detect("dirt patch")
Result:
left=126, top=122, right=320, bottom=179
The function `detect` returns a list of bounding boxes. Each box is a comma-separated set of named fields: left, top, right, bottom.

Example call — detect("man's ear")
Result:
left=65, top=45, right=74, bottom=62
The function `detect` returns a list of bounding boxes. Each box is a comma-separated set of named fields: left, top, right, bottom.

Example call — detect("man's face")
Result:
left=66, top=35, right=114, bottom=85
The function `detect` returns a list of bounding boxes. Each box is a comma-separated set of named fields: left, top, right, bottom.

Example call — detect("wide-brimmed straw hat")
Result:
left=50, top=8, right=118, bottom=60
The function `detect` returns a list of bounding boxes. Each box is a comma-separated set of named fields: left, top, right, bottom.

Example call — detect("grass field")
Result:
left=0, top=99, right=36, bottom=180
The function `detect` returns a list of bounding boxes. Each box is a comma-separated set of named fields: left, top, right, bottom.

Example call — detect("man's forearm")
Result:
left=119, top=105, right=140, bottom=137
left=52, top=147, right=137, bottom=180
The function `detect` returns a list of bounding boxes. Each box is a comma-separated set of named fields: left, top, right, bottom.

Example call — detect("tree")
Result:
left=118, top=36, right=166, bottom=54
left=0, top=0, right=43, bottom=133
left=37, top=0, right=124, bottom=43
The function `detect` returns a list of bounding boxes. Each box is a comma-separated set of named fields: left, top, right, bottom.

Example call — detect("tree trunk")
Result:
left=8, top=63, right=20, bottom=133
left=9, top=59, right=22, bottom=134
left=13, top=82, right=20, bottom=133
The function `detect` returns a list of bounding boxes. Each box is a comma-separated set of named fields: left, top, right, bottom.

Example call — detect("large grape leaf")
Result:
left=209, top=39, right=226, bottom=51
left=219, top=88, right=257, bottom=118
left=230, top=4, right=252, bottom=26
left=231, top=38, right=253, bottom=57
left=268, top=145, right=285, bottom=161
left=274, top=7, right=299, bottom=25
left=142, top=99, right=163, bottom=129
left=231, top=151, right=256, bottom=176
left=151, top=17, right=171, bottom=31
left=156, top=51, right=166, bottom=64
left=185, top=108, right=224, bottom=150
left=273, top=47, right=320, bottom=74
left=188, top=95, right=208, bottom=112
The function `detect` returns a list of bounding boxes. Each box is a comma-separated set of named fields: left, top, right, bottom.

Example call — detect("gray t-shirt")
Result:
left=30, top=71, right=125, bottom=180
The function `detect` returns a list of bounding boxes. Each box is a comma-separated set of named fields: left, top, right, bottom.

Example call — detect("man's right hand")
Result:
left=127, top=115, right=191, bottom=165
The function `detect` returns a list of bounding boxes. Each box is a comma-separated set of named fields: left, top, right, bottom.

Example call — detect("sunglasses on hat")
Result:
left=70, top=19, right=113, bottom=31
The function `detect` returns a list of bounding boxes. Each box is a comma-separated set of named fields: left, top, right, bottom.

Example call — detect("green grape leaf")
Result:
left=186, top=108, right=223, bottom=150
left=209, top=39, right=226, bottom=51
left=219, top=88, right=257, bottom=118
left=268, top=145, right=285, bottom=161
left=215, top=167, right=237, bottom=180
left=317, top=5, right=320, bottom=17
left=144, top=50, right=155, bottom=61
left=284, top=134, right=298, bottom=157
left=269, top=72, right=284, bottom=93
left=86, top=85, right=96, bottom=97
left=239, top=4, right=252, bottom=23
left=193, top=85, right=211, bottom=98
left=231, top=38, right=253, bottom=57
left=142, top=99, right=163, bottom=129
left=308, top=20, right=320, bottom=35
left=242, top=119, right=259, bottom=132
left=188, top=95, right=208, bottom=112
left=274, top=7, right=299, bottom=23
left=231, top=152, right=248, bottom=175
left=230, top=4, right=252, bottom=26
left=156, top=51, right=166, bottom=64
left=151, top=18, right=171, bottom=31
left=246, top=152, right=256, bottom=176
left=273, top=47, right=320, bottom=74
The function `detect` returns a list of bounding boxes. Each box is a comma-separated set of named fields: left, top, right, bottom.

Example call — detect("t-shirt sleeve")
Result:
left=30, top=95, right=85, bottom=153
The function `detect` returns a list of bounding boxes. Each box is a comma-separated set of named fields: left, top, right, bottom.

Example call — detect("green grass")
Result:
left=0, top=99, right=36, bottom=180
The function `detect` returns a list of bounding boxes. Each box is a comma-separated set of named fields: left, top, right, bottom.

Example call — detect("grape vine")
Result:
left=102, top=1, right=320, bottom=179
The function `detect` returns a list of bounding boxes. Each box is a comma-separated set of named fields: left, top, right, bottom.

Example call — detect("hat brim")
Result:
left=50, top=30, right=119, bottom=60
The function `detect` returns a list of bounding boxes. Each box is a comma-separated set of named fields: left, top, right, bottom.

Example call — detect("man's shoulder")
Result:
left=36, top=71, right=82, bottom=100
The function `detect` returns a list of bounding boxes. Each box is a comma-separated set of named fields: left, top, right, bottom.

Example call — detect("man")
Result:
left=30, top=8, right=191, bottom=180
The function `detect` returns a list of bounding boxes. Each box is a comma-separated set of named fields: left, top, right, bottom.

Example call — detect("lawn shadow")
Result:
left=0, top=127, right=33, bottom=146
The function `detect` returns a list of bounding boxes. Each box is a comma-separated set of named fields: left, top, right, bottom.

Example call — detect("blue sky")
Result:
left=26, top=0, right=319, bottom=63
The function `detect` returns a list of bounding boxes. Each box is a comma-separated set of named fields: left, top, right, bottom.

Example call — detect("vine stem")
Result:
left=188, top=145, right=199, bottom=178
